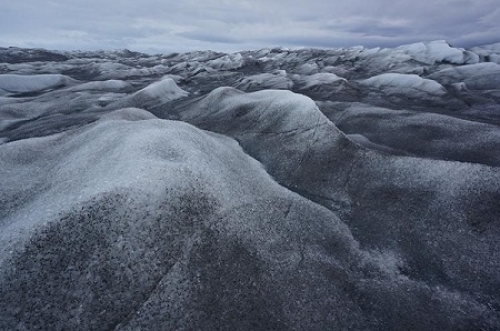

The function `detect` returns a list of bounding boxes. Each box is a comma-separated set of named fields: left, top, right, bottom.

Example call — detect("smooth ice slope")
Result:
left=360, top=73, right=447, bottom=96
left=301, top=72, right=347, bottom=88
left=134, top=77, right=188, bottom=101
left=0, top=74, right=75, bottom=96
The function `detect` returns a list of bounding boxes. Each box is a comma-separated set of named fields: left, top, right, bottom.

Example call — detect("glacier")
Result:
left=1, top=40, right=500, bottom=330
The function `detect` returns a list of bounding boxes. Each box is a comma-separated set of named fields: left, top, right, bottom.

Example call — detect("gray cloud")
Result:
left=178, top=31, right=242, bottom=45
left=0, top=0, right=499, bottom=53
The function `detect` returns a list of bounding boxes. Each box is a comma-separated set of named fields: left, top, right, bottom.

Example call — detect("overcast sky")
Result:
left=1, top=0, right=499, bottom=53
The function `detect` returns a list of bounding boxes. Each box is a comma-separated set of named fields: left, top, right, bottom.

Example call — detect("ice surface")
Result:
left=206, top=53, right=243, bottom=70
left=69, top=79, right=131, bottom=92
left=293, top=62, right=320, bottom=75
left=174, top=89, right=500, bottom=326
left=395, top=40, right=479, bottom=64
left=182, top=87, right=332, bottom=132
left=360, top=73, right=447, bottom=96
left=429, top=62, right=500, bottom=90
left=301, top=72, right=347, bottom=88
left=134, top=77, right=188, bottom=101
left=471, top=42, right=500, bottom=63
left=99, top=77, right=189, bottom=111
left=0, top=74, right=76, bottom=95
left=99, top=107, right=158, bottom=122
left=1, top=42, right=500, bottom=330
left=0, top=116, right=283, bottom=262
left=331, top=102, right=500, bottom=165
left=237, top=70, right=293, bottom=91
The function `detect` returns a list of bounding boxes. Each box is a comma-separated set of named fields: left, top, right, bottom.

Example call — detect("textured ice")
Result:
left=471, top=42, right=500, bottom=63
left=1, top=41, right=500, bottom=330
left=99, top=107, right=158, bottom=122
left=330, top=102, right=500, bottom=165
left=237, top=70, right=293, bottom=91
left=429, top=62, right=500, bottom=90
left=167, top=60, right=203, bottom=76
left=135, top=78, right=188, bottom=101
left=206, top=53, right=243, bottom=70
left=395, top=40, right=479, bottom=64
left=69, top=79, right=131, bottom=92
left=101, top=77, right=189, bottom=111
left=360, top=73, right=447, bottom=96
left=301, top=72, right=347, bottom=88
left=0, top=74, right=75, bottom=95
left=93, top=62, right=170, bottom=80
left=294, top=62, right=320, bottom=75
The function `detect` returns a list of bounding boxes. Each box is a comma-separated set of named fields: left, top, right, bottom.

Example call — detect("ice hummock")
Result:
left=0, top=74, right=76, bottom=96
left=360, top=73, right=447, bottom=96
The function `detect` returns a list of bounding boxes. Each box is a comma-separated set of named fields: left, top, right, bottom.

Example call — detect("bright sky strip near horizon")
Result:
left=0, top=0, right=499, bottom=53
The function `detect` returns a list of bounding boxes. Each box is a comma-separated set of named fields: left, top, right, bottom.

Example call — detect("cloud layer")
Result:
left=1, top=0, right=499, bottom=53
